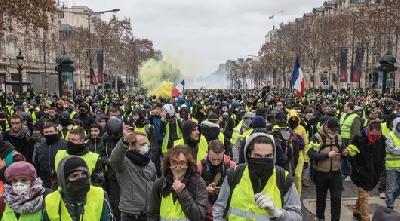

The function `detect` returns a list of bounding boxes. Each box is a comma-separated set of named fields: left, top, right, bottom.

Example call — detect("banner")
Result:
left=97, top=49, right=104, bottom=83
left=351, top=47, right=365, bottom=82
left=90, top=67, right=97, bottom=85
left=339, top=48, right=348, bottom=82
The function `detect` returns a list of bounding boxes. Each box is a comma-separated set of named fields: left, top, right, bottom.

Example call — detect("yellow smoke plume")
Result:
left=139, top=58, right=182, bottom=97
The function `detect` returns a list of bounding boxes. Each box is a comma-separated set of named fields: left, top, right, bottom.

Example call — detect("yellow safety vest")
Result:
left=173, top=135, right=208, bottom=161
left=382, top=122, right=391, bottom=137
left=228, top=167, right=285, bottom=221
left=70, top=111, right=77, bottom=119
left=386, top=131, right=400, bottom=169
left=340, top=113, right=358, bottom=139
left=45, top=186, right=104, bottom=221
left=231, top=120, right=243, bottom=145
left=162, top=121, right=183, bottom=155
left=218, top=133, right=225, bottom=144
left=54, top=150, right=99, bottom=174
left=1, top=204, right=42, bottom=221
left=160, top=193, right=188, bottom=221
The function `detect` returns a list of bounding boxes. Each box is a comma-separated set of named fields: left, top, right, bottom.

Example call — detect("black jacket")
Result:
left=3, top=130, right=35, bottom=163
left=148, top=172, right=208, bottom=221
left=34, top=139, right=67, bottom=188
left=349, top=128, right=386, bottom=191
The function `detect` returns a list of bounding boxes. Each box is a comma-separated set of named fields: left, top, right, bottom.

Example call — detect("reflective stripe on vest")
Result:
left=55, top=150, right=99, bottom=174
left=386, top=132, right=400, bottom=169
left=1, top=205, right=42, bottom=221
left=228, top=167, right=284, bottom=221
left=160, top=193, right=189, bottom=221
left=173, top=135, right=208, bottom=161
left=340, top=113, right=357, bottom=139
left=162, top=121, right=183, bottom=155
left=45, top=186, right=104, bottom=221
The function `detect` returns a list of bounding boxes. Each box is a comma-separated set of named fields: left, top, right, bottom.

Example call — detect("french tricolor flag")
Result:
left=290, top=58, right=305, bottom=97
left=172, top=80, right=185, bottom=97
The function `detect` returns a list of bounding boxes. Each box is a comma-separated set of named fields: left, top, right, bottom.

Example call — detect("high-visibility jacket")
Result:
left=70, top=111, right=77, bottom=119
left=45, top=186, right=104, bottom=221
left=174, top=135, right=208, bottom=161
left=160, top=193, right=188, bottom=221
left=161, top=121, right=183, bottom=155
left=382, top=122, right=391, bottom=137
left=1, top=205, right=42, bottom=221
left=55, top=150, right=99, bottom=174
left=340, top=113, right=358, bottom=139
left=386, top=131, right=400, bottom=169
left=231, top=120, right=243, bottom=145
left=227, top=167, right=286, bottom=221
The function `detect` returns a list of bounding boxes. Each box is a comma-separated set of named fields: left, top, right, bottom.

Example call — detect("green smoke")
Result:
left=139, top=58, right=182, bottom=96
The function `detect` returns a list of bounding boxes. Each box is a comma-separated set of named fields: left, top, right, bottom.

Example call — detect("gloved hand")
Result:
left=254, top=192, right=284, bottom=218
left=346, top=144, right=360, bottom=157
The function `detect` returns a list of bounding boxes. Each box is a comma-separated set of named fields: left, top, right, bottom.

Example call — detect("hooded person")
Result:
left=213, top=133, right=302, bottom=220
left=173, top=120, right=208, bottom=161
left=43, top=156, right=113, bottom=221
left=0, top=161, right=46, bottom=221
left=287, top=110, right=309, bottom=196
left=384, top=117, right=400, bottom=209
left=200, top=121, right=225, bottom=144
left=231, top=112, right=255, bottom=162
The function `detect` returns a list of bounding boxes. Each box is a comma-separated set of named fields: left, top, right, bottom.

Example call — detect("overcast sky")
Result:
left=69, top=0, right=325, bottom=78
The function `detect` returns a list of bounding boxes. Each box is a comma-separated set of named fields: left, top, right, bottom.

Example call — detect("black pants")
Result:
left=104, top=169, right=121, bottom=221
left=314, top=170, right=343, bottom=221
left=121, top=213, right=147, bottom=221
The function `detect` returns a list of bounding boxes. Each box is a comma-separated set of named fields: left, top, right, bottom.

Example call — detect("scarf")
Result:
left=368, top=128, right=382, bottom=144
left=4, top=178, right=45, bottom=214
left=125, top=150, right=150, bottom=166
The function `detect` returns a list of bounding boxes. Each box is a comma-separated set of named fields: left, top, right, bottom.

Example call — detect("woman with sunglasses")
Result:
left=148, top=145, right=208, bottom=221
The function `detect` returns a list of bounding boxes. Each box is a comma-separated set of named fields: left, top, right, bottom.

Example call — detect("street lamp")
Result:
left=16, top=49, right=24, bottom=94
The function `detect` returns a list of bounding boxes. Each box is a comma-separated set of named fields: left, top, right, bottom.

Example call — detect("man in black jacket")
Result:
left=349, top=120, right=386, bottom=221
left=3, top=115, right=35, bottom=163
left=33, top=122, right=67, bottom=189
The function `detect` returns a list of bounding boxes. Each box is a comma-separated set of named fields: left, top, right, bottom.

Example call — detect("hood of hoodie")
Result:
left=56, top=156, right=90, bottom=193
left=200, top=121, right=220, bottom=141
left=243, top=132, right=276, bottom=165
left=182, top=120, right=199, bottom=143
left=287, top=109, right=300, bottom=126
left=393, top=117, right=400, bottom=135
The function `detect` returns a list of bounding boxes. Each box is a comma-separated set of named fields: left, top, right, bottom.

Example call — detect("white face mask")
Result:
left=12, top=182, right=30, bottom=195
left=138, top=144, right=150, bottom=155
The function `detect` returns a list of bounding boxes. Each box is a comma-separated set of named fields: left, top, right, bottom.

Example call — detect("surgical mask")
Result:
left=138, top=144, right=150, bottom=155
left=12, top=182, right=30, bottom=195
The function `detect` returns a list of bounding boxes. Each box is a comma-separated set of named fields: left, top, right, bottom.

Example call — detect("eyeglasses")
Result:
left=170, top=160, right=188, bottom=169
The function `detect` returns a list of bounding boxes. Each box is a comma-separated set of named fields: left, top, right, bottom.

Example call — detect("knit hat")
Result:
left=63, top=157, right=89, bottom=180
left=326, top=117, right=340, bottom=129
left=5, top=161, right=37, bottom=182
left=251, top=116, right=267, bottom=129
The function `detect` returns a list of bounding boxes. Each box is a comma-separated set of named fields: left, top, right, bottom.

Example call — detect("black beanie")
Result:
left=63, top=157, right=89, bottom=180
left=326, top=117, right=340, bottom=129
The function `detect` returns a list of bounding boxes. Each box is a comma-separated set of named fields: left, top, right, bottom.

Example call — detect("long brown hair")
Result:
left=162, top=145, right=197, bottom=176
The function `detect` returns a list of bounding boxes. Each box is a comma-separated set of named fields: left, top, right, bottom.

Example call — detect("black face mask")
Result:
left=288, top=118, right=299, bottom=129
left=67, top=141, right=87, bottom=155
left=66, top=177, right=90, bottom=201
left=45, top=134, right=60, bottom=145
left=248, top=157, right=274, bottom=179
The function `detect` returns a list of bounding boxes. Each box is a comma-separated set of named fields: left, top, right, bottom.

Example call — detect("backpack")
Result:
left=223, top=164, right=293, bottom=216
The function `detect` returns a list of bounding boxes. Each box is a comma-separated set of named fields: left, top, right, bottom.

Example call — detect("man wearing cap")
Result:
left=43, top=156, right=113, bottom=221
left=308, top=117, right=348, bottom=221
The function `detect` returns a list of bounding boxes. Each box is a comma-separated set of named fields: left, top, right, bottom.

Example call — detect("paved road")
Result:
left=301, top=180, right=400, bottom=220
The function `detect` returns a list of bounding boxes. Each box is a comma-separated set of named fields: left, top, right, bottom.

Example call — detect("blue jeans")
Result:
left=341, top=156, right=352, bottom=177
left=385, top=170, right=400, bottom=208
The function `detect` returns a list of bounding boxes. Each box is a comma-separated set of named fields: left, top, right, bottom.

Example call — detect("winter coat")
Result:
left=349, top=128, right=386, bottom=191
left=148, top=172, right=208, bottom=221
left=110, top=140, right=156, bottom=215
left=34, top=139, right=67, bottom=188
left=3, top=130, right=35, bottom=163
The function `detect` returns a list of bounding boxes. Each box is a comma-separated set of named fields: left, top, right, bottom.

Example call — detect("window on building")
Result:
left=351, top=0, right=367, bottom=4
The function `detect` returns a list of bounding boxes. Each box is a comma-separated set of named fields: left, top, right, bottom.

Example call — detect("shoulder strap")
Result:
left=275, top=166, right=293, bottom=206
left=319, top=133, right=327, bottom=150
left=224, top=164, right=246, bottom=216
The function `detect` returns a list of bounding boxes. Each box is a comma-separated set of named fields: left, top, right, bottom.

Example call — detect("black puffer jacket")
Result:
left=349, top=128, right=386, bottom=191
